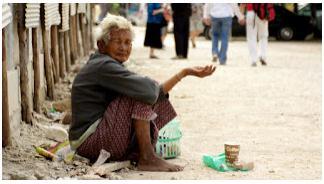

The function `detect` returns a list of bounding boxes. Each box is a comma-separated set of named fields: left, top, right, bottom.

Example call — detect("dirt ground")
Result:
left=2, top=26, right=322, bottom=180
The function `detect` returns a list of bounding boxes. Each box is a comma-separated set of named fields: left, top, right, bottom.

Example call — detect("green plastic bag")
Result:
left=203, top=153, right=254, bottom=172
left=202, top=153, right=237, bottom=172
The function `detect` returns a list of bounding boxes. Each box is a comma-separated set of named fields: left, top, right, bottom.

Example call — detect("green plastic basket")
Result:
left=155, top=119, right=182, bottom=159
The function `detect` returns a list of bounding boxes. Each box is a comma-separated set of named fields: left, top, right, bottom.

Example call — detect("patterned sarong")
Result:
left=77, top=95, right=177, bottom=162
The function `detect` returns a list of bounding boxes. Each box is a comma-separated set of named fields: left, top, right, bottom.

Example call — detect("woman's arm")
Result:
left=152, top=8, right=164, bottom=15
left=161, top=65, right=216, bottom=93
left=148, top=3, right=163, bottom=16
left=232, top=3, right=245, bottom=25
left=203, top=4, right=211, bottom=26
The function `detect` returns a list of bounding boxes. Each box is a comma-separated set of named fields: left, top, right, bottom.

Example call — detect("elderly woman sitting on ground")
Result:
left=69, top=14, right=216, bottom=172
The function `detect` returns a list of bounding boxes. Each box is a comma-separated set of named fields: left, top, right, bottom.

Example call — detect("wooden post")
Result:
left=85, top=17, right=90, bottom=55
left=69, top=15, right=77, bottom=64
left=51, top=25, right=60, bottom=83
left=42, top=29, right=55, bottom=100
left=17, top=3, right=33, bottom=124
left=2, top=29, right=11, bottom=147
left=85, top=13, right=90, bottom=54
left=32, top=28, right=41, bottom=113
left=79, top=14, right=88, bottom=56
left=64, top=31, right=71, bottom=72
left=68, top=16, right=73, bottom=64
left=73, top=14, right=80, bottom=60
left=89, top=4, right=94, bottom=50
left=40, top=4, right=54, bottom=100
left=77, top=13, right=84, bottom=58
left=58, top=31, right=66, bottom=78
left=72, top=14, right=77, bottom=61
left=58, top=4, right=66, bottom=77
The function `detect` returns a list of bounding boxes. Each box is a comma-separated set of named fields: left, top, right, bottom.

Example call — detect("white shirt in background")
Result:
left=203, top=3, right=244, bottom=20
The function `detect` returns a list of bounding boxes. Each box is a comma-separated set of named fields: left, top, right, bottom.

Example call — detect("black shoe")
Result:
left=171, top=55, right=185, bottom=60
left=212, top=55, right=218, bottom=62
left=150, top=55, right=159, bottom=59
left=260, top=58, right=267, bottom=66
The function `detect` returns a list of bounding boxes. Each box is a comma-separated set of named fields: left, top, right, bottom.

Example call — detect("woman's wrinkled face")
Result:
left=104, top=28, right=132, bottom=63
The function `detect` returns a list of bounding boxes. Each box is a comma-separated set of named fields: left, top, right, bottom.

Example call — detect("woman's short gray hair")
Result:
left=95, top=14, right=134, bottom=44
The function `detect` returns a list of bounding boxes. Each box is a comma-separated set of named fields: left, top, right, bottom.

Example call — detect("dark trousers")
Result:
left=173, top=16, right=190, bottom=58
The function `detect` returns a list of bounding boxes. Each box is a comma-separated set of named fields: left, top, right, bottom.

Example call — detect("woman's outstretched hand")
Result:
left=186, top=65, right=216, bottom=78
left=162, top=65, right=216, bottom=93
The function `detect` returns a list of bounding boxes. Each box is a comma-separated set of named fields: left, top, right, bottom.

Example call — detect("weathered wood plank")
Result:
left=43, top=29, right=55, bottom=100
left=79, top=14, right=88, bottom=55
left=76, top=14, right=84, bottom=59
left=17, top=3, right=33, bottom=123
left=64, top=32, right=71, bottom=72
left=51, top=25, right=60, bottom=83
left=41, top=4, right=55, bottom=100
left=89, top=4, right=94, bottom=50
left=32, top=28, right=41, bottom=113
left=2, top=29, right=11, bottom=147
left=58, top=31, right=66, bottom=78
left=69, top=15, right=78, bottom=64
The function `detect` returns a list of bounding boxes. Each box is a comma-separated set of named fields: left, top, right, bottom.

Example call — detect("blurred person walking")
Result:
left=144, top=3, right=164, bottom=59
left=119, top=3, right=128, bottom=18
left=190, top=3, right=204, bottom=48
left=240, top=3, right=275, bottom=67
left=97, top=4, right=111, bottom=24
left=161, top=4, right=171, bottom=48
left=203, top=3, right=245, bottom=65
left=171, top=3, right=192, bottom=59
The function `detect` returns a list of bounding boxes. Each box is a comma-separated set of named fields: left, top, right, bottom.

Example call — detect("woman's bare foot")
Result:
left=133, top=119, right=183, bottom=172
left=137, top=154, right=184, bottom=172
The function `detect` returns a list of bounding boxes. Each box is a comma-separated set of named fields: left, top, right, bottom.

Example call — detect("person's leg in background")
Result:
left=190, top=19, right=204, bottom=49
left=218, top=17, right=233, bottom=65
left=161, top=26, right=168, bottom=49
left=149, top=48, right=158, bottom=59
left=172, top=16, right=189, bottom=59
left=181, top=17, right=190, bottom=58
left=211, top=17, right=221, bottom=62
left=246, top=11, right=258, bottom=67
left=257, top=19, right=269, bottom=65
left=190, top=19, right=197, bottom=48
left=173, top=17, right=182, bottom=58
